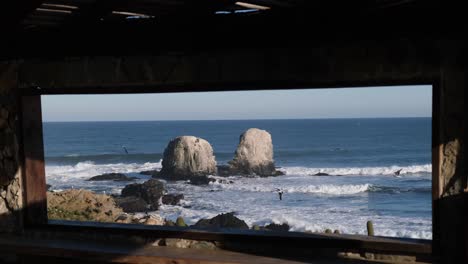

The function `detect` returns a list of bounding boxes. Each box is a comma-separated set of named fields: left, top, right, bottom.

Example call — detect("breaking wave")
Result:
left=280, top=164, right=431, bottom=176
left=209, top=180, right=371, bottom=195
left=45, top=160, right=162, bottom=179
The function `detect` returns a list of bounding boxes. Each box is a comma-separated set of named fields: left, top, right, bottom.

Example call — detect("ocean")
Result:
left=43, top=118, right=432, bottom=239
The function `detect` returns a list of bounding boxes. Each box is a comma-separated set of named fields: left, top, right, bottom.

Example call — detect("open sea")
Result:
left=43, top=118, right=432, bottom=239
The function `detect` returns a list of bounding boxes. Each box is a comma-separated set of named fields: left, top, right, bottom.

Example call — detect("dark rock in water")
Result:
left=273, top=170, right=285, bottom=176
left=46, top=184, right=52, bottom=191
left=264, top=223, right=290, bottom=232
left=313, top=172, right=330, bottom=176
left=115, top=196, right=149, bottom=213
left=193, top=212, right=248, bottom=229
left=162, top=194, right=184, bottom=205
left=188, top=176, right=215, bottom=185
left=160, top=136, right=217, bottom=180
left=216, top=165, right=231, bottom=177
left=121, top=179, right=165, bottom=210
left=140, top=170, right=160, bottom=178
left=87, top=173, right=138, bottom=182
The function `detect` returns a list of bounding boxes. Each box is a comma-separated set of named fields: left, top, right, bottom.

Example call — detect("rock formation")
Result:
left=161, top=194, right=184, bottom=205
left=120, top=179, right=165, bottom=210
left=229, top=128, right=277, bottom=176
left=87, top=173, right=138, bottom=182
left=114, top=196, right=148, bottom=213
left=47, top=189, right=123, bottom=222
left=160, top=136, right=217, bottom=180
left=193, top=212, right=249, bottom=229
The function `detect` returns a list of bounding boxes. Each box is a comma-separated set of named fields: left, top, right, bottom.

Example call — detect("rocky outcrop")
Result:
left=140, top=170, right=160, bottom=178
left=115, top=213, right=165, bottom=226
left=160, top=136, right=217, bottom=180
left=193, top=212, right=249, bottom=229
left=114, top=196, right=149, bottom=213
left=264, top=223, right=290, bottom=232
left=87, top=173, right=138, bottom=182
left=162, top=194, right=184, bottom=205
left=228, top=128, right=278, bottom=176
left=120, top=179, right=165, bottom=210
left=188, top=176, right=215, bottom=185
left=47, top=189, right=123, bottom=222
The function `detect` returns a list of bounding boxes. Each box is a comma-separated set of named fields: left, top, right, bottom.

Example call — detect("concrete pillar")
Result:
left=0, top=61, right=23, bottom=233
left=436, top=43, right=468, bottom=263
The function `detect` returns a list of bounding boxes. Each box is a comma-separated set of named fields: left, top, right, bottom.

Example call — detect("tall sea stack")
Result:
left=229, top=128, right=277, bottom=176
left=160, top=136, right=217, bottom=180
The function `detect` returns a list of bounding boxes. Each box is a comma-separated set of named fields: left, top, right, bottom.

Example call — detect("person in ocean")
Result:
left=276, top=188, right=284, bottom=200
left=394, top=169, right=402, bottom=177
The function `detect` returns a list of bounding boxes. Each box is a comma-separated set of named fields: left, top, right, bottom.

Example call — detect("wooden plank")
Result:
left=20, top=95, right=47, bottom=226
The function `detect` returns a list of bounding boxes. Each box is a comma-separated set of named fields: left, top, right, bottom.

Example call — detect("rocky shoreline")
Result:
left=45, top=128, right=312, bottom=249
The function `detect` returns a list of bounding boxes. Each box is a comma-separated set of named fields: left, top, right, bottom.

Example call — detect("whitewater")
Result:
left=45, top=160, right=432, bottom=239
left=43, top=118, right=432, bottom=240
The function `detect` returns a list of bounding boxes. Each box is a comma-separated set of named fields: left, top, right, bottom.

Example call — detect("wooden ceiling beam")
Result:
left=0, top=0, right=44, bottom=30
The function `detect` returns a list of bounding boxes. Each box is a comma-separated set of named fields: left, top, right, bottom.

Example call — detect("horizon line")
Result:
left=42, top=116, right=432, bottom=123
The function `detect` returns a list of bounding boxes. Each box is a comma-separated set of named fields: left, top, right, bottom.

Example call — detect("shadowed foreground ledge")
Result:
left=0, top=235, right=377, bottom=264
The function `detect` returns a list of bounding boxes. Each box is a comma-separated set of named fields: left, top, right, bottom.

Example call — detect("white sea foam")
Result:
left=44, top=161, right=432, bottom=239
left=46, top=160, right=162, bottom=179
left=280, top=164, right=431, bottom=176
left=211, top=181, right=371, bottom=195
left=45, top=160, right=162, bottom=194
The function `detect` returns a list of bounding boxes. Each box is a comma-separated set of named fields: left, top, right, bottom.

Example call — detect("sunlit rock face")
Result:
left=160, top=136, right=217, bottom=180
left=229, top=128, right=276, bottom=176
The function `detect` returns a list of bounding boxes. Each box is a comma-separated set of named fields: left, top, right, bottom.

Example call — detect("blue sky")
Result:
left=41, top=85, right=431, bottom=122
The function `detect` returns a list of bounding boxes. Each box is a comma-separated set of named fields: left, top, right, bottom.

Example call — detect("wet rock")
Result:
left=115, top=213, right=132, bottom=224
left=160, top=136, right=217, bottom=180
left=121, top=179, right=165, bottom=210
left=273, top=170, right=285, bottom=176
left=162, top=194, right=184, bottom=205
left=188, top=176, right=215, bottom=185
left=228, top=128, right=280, bottom=177
left=193, top=212, right=248, bottom=229
left=140, top=170, right=160, bottom=177
left=313, top=172, right=330, bottom=176
left=115, top=196, right=149, bottom=213
left=87, top=173, right=138, bottom=182
left=47, top=189, right=123, bottom=222
left=264, top=223, right=290, bottom=232
left=216, top=165, right=231, bottom=177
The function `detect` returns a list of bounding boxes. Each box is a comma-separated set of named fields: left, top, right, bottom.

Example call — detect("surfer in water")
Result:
left=394, top=169, right=402, bottom=177
left=276, top=188, right=284, bottom=200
